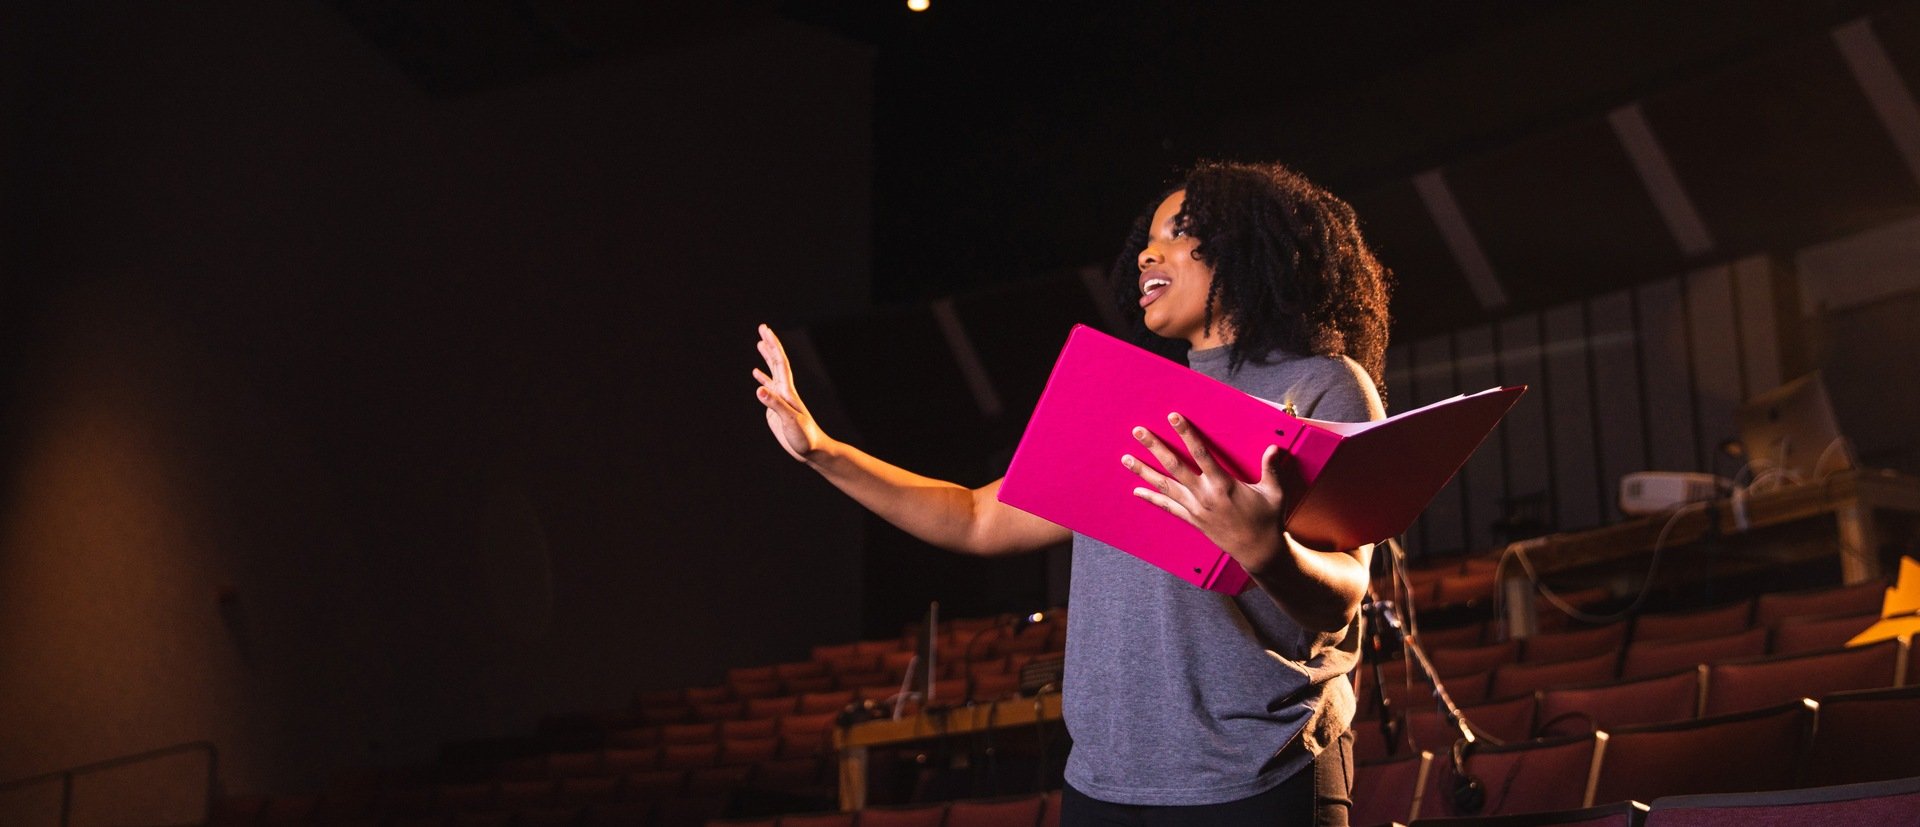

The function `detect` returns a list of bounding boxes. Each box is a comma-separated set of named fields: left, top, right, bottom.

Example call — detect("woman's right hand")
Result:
left=754, top=324, right=830, bottom=463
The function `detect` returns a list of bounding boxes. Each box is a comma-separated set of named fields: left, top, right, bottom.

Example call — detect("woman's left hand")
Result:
left=1122, top=412, right=1290, bottom=574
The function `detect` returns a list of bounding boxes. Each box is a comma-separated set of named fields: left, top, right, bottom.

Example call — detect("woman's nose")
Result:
left=1138, top=247, right=1159, bottom=270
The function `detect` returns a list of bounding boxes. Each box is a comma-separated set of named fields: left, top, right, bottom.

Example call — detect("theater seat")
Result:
left=1801, top=683, right=1920, bottom=787
left=1751, top=580, right=1886, bottom=628
left=1407, top=799, right=1648, bottom=827
left=1588, top=700, right=1815, bottom=806
left=859, top=802, right=949, bottom=827
left=1643, top=775, right=1920, bottom=827
left=1701, top=638, right=1906, bottom=716
left=1629, top=601, right=1753, bottom=643
left=1618, top=627, right=1766, bottom=680
left=1353, top=751, right=1432, bottom=826
left=1534, top=668, right=1701, bottom=738
left=1416, top=733, right=1604, bottom=820
left=947, top=794, right=1046, bottom=827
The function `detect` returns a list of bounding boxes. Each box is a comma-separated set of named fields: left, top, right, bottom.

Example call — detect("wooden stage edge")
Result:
left=1498, top=468, right=1920, bottom=636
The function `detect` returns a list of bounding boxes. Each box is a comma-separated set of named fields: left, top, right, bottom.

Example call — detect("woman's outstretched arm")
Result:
left=753, top=324, right=1069, bottom=557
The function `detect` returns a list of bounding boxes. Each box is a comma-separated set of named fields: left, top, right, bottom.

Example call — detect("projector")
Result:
left=1619, top=472, right=1726, bottom=516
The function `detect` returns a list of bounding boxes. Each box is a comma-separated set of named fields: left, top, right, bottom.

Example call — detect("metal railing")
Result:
left=0, top=741, right=218, bottom=827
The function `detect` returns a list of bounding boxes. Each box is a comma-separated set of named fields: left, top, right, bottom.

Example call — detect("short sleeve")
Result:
left=1297, top=355, right=1386, bottom=425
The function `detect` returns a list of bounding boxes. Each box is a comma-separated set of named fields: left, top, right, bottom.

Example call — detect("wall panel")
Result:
left=1498, top=314, right=1554, bottom=527
left=1685, top=265, right=1745, bottom=470
left=1636, top=280, right=1700, bottom=472
left=1413, top=334, right=1467, bottom=553
left=1454, top=324, right=1506, bottom=551
left=1588, top=288, right=1647, bottom=519
left=1544, top=303, right=1603, bottom=530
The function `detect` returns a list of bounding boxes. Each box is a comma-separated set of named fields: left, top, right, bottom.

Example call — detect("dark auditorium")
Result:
left=7, top=2, right=1920, bottom=826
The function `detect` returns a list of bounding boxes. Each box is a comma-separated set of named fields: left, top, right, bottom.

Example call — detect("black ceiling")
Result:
left=330, top=0, right=1919, bottom=336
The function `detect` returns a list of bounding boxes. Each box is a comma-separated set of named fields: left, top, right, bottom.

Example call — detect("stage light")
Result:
left=907, top=0, right=929, bottom=11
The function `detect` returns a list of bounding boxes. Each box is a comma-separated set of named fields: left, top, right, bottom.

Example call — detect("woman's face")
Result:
left=1136, top=190, right=1226, bottom=349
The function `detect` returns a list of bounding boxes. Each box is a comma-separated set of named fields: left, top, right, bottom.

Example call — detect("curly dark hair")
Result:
left=1108, top=160, right=1392, bottom=393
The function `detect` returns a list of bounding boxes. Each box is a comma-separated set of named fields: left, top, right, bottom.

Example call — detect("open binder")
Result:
left=998, top=325, right=1525, bottom=594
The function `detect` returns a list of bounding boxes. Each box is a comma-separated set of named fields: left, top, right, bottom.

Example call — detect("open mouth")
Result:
left=1139, top=277, right=1171, bottom=308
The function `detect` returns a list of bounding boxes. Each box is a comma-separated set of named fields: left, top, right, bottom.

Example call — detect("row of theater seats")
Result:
left=1359, top=579, right=1896, bottom=759
left=1352, top=578, right=1892, bottom=724
left=605, top=623, right=1066, bottom=733
left=1352, top=684, right=1920, bottom=825
left=214, top=757, right=838, bottom=826
left=1365, top=775, right=1920, bottom=827
left=734, top=777, right=1920, bottom=827
left=1410, top=576, right=1885, bottom=650
left=213, top=615, right=1069, bottom=827
left=618, top=667, right=1042, bottom=731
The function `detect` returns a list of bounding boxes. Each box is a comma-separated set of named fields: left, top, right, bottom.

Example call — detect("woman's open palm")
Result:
left=753, top=324, right=828, bottom=462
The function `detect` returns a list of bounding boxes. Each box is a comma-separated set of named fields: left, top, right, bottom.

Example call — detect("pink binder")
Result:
left=997, top=325, right=1525, bottom=593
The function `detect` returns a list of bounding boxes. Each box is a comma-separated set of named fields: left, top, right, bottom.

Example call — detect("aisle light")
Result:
left=908, top=0, right=929, bottom=11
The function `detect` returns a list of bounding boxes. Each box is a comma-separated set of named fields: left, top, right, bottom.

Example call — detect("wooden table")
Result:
left=1499, top=468, right=1920, bottom=636
left=832, top=691, right=1064, bottom=810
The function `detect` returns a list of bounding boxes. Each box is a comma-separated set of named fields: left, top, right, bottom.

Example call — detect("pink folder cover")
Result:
left=997, top=325, right=1525, bottom=593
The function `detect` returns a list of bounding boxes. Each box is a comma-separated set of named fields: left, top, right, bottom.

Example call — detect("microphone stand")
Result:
left=1373, top=539, right=1490, bottom=814
left=1359, top=598, right=1404, bottom=756
left=1363, top=598, right=1479, bottom=756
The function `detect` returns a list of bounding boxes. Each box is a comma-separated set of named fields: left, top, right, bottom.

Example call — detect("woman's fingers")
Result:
left=1122, top=453, right=1188, bottom=502
left=759, top=325, right=793, bottom=378
left=756, top=338, right=781, bottom=376
left=1131, top=426, right=1197, bottom=487
left=757, top=384, right=802, bottom=421
left=1167, top=412, right=1226, bottom=479
left=755, top=325, right=826, bottom=462
left=1255, top=443, right=1289, bottom=500
left=1132, top=485, right=1197, bottom=524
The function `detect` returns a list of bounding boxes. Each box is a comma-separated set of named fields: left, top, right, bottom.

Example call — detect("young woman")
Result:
left=754, top=160, right=1391, bottom=826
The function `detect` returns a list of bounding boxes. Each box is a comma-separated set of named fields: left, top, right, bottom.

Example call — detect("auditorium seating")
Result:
left=1618, top=627, right=1767, bottom=679
left=946, top=794, right=1047, bottom=827
left=1408, top=800, right=1648, bottom=827
left=1800, top=684, right=1920, bottom=787
left=1416, top=733, right=1606, bottom=820
left=1750, top=580, right=1886, bottom=628
left=204, top=567, right=1920, bottom=827
left=1415, top=621, right=1489, bottom=650
left=775, top=812, right=855, bottom=827
left=1354, top=751, right=1433, bottom=827
left=697, top=791, right=1061, bottom=826
left=1404, top=694, right=1536, bottom=756
left=1517, top=623, right=1627, bottom=665
left=1642, top=774, right=1920, bottom=826
left=1379, top=670, right=1495, bottom=719
left=1628, top=601, right=1754, bottom=643
left=843, top=802, right=946, bottom=827
left=1768, top=610, right=1879, bottom=654
left=1430, top=641, right=1523, bottom=676
left=1490, top=653, right=1617, bottom=699
left=1700, top=638, right=1907, bottom=716
left=1588, top=700, right=1816, bottom=805
left=1435, top=571, right=1502, bottom=607
left=1534, top=668, right=1701, bottom=738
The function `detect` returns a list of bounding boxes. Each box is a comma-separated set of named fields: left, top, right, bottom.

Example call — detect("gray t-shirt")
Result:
left=1061, top=344, right=1386, bottom=806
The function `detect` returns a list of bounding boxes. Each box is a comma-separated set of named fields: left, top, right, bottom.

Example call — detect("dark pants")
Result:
left=1061, top=730, right=1354, bottom=827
